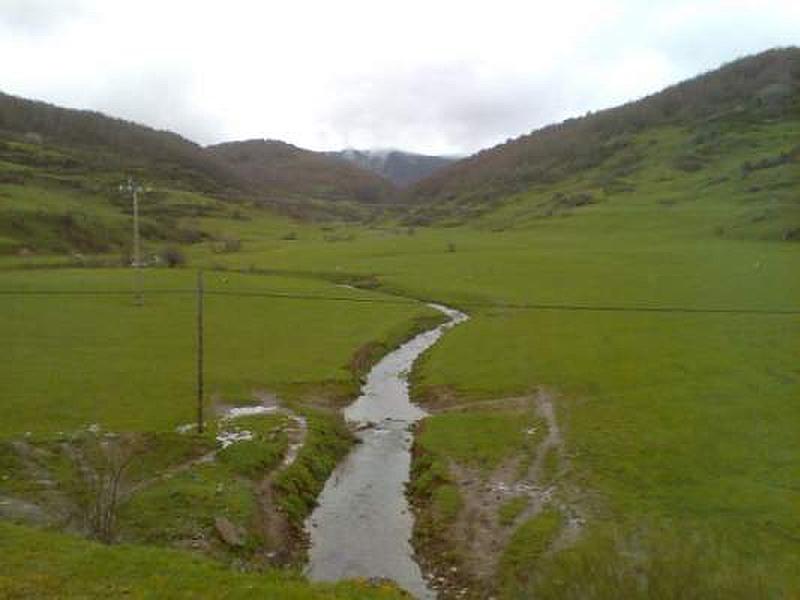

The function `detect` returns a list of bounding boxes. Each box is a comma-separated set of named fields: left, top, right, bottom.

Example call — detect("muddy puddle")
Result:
left=306, top=304, right=468, bottom=599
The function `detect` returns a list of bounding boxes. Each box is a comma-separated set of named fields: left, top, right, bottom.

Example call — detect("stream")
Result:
left=306, top=304, right=468, bottom=599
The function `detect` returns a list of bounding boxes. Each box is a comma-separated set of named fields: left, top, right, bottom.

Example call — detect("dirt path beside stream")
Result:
left=254, top=408, right=308, bottom=564
left=415, top=388, right=587, bottom=598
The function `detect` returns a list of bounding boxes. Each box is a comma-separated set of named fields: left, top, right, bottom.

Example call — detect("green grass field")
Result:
left=415, top=408, right=543, bottom=472
left=0, top=268, right=436, bottom=434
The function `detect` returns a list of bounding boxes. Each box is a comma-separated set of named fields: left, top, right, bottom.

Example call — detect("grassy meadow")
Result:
left=0, top=267, right=436, bottom=434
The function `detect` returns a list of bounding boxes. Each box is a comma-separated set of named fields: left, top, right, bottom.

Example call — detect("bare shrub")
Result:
left=71, top=432, right=143, bottom=544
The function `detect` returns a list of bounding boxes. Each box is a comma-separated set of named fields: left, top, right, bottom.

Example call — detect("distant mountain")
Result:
left=330, top=149, right=457, bottom=187
left=409, top=47, right=800, bottom=212
left=208, top=140, right=396, bottom=204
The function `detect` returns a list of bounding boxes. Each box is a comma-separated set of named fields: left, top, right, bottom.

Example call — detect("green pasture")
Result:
left=0, top=268, right=435, bottom=435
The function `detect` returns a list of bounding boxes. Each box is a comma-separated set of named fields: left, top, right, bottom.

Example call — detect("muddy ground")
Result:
left=411, top=389, right=587, bottom=599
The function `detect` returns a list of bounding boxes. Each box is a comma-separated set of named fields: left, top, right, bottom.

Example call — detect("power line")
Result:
left=0, top=289, right=193, bottom=296
left=204, top=290, right=800, bottom=315
left=0, top=288, right=415, bottom=303
left=206, top=289, right=419, bottom=305
left=476, top=303, right=800, bottom=316
left=0, top=287, right=798, bottom=315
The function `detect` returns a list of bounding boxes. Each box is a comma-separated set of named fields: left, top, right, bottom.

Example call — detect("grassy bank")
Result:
left=0, top=521, right=406, bottom=599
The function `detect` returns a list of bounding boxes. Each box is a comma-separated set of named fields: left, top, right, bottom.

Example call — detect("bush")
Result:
left=160, top=246, right=186, bottom=268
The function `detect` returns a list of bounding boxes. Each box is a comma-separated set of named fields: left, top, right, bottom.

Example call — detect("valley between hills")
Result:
left=1, top=47, right=799, bottom=599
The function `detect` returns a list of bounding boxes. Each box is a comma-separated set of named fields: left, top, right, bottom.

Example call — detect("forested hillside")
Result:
left=409, top=47, right=799, bottom=224
left=0, top=92, right=400, bottom=209
left=0, top=92, right=242, bottom=194
left=209, top=139, right=396, bottom=204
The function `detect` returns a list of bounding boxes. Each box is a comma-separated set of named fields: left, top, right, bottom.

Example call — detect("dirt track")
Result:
left=415, top=389, right=587, bottom=598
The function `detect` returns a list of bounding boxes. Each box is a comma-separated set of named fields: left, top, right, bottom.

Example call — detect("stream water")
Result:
left=306, top=304, right=468, bottom=599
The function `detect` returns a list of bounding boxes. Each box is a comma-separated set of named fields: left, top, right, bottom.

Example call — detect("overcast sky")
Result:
left=1, top=0, right=798, bottom=155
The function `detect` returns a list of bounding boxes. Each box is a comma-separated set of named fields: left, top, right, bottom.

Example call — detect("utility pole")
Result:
left=196, top=269, right=205, bottom=434
left=120, top=177, right=144, bottom=306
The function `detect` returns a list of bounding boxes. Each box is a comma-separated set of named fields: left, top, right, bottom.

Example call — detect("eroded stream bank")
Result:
left=306, top=304, right=468, bottom=599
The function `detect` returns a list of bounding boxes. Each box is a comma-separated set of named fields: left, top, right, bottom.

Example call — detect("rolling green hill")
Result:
left=407, top=47, right=800, bottom=233
left=0, top=91, right=244, bottom=195
left=0, top=136, right=249, bottom=256
left=0, top=91, right=400, bottom=247
left=0, top=115, right=391, bottom=256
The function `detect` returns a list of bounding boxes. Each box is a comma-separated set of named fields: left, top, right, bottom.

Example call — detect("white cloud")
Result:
left=0, top=0, right=797, bottom=154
